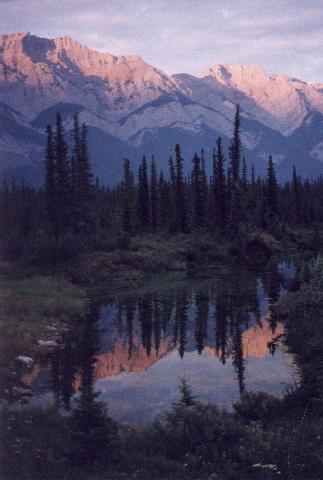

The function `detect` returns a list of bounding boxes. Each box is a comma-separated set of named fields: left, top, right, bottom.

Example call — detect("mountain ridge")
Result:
left=1, top=31, right=323, bottom=183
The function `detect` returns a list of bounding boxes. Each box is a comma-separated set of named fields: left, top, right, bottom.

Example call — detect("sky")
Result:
left=1, top=0, right=323, bottom=82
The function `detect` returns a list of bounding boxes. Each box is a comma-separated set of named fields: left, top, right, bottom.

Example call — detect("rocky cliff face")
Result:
left=2, top=32, right=323, bottom=183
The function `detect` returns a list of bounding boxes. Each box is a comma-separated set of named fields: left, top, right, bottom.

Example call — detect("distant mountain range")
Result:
left=1, top=32, right=323, bottom=184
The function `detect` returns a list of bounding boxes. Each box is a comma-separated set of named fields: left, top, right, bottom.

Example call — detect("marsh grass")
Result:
left=0, top=275, right=85, bottom=358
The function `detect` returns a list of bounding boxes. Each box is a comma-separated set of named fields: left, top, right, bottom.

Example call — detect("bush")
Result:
left=23, top=231, right=84, bottom=265
left=233, top=391, right=282, bottom=425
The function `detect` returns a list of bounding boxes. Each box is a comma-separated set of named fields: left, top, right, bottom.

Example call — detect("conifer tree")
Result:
left=229, top=104, right=242, bottom=183
left=69, top=305, right=115, bottom=467
left=191, top=153, right=206, bottom=228
left=45, top=124, right=57, bottom=234
left=78, top=123, right=95, bottom=234
left=158, top=171, right=171, bottom=230
left=247, top=163, right=259, bottom=224
left=292, top=165, right=302, bottom=225
left=122, top=158, right=135, bottom=235
left=251, top=164, right=256, bottom=186
left=213, top=137, right=227, bottom=230
left=228, top=182, right=243, bottom=238
left=174, top=290, right=188, bottom=358
left=175, top=144, right=189, bottom=233
left=72, top=113, right=82, bottom=189
left=264, top=155, right=278, bottom=231
left=125, top=299, right=135, bottom=359
left=79, top=124, right=93, bottom=199
left=137, top=156, right=150, bottom=231
left=150, top=157, right=159, bottom=232
left=242, top=157, right=248, bottom=192
left=227, top=106, right=243, bottom=237
left=176, top=378, right=196, bottom=407
left=168, top=157, right=177, bottom=232
left=139, top=295, right=153, bottom=356
left=232, top=324, right=245, bottom=395
left=200, top=148, right=208, bottom=212
left=71, top=114, right=82, bottom=233
left=54, top=113, right=71, bottom=234
left=195, top=289, right=209, bottom=354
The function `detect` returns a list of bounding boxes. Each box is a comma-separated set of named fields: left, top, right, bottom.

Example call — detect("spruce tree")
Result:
left=232, top=324, right=245, bottom=395
left=69, top=304, right=115, bottom=468
left=45, top=124, right=57, bottom=234
left=158, top=170, right=171, bottom=230
left=227, top=106, right=243, bottom=237
left=168, top=157, right=177, bottom=232
left=174, top=290, right=188, bottom=359
left=122, top=158, right=135, bottom=236
left=150, top=157, right=159, bottom=232
left=139, top=295, right=153, bottom=356
left=292, top=166, right=302, bottom=225
left=176, top=378, right=196, bottom=407
left=264, top=155, right=278, bottom=232
left=175, top=144, right=189, bottom=233
left=77, top=123, right=94, bottom=235
left=137, top=156, right=150, bottom=231
left=54, top=113, right=71, bottom=234
left=195, top=289, right=209, bottom=354
left=229, top=104, right=242, bottom=183
left=213, top=137, right=227, bottom=230
left=191, top=153, right=206, bottom=228
left=242, top=157, right=248, bottom=192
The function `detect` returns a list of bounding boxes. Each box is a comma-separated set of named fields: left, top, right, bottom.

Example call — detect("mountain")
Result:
left=23, top=316, right=282, bottom=390
left=1, top=32, right=323, bottom=183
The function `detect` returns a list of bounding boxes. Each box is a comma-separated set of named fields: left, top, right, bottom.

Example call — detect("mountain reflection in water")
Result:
left=25, top=260, right=297, bottom=424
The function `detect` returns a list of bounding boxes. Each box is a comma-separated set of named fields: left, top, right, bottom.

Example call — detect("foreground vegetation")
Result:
left=1, top=105, right=323, bottom=479
left=1, top=259, right=323, bottom=480
left=0, top=275, right=85, bottom=405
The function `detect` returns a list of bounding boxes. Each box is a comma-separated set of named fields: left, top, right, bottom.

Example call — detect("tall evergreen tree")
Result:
left=232, top=323, right=245, bottom=395
left=292, top=165, right=302, bottom=225
left=158, top=170, right=171, bottom=230
left=150, top=157, right=159, bottom=232
left=263, top=155, right=278, bottom=232
left=213, top=137, right=227, bottom=230
left=137, top=156, right=150, bottom=231
left=168, top=157, right=177, bottom=232
left=45, top=124, right=57, bottom=234
left=69, top=304, right=116, bottom=468
left=227, top=106, right=244, bottom=237
left=175, top=144, right=189, bottom=233
left=191, top=153, right=206, bottom=228
left=122, top=158, right=135, bottom=235
left=195, top=289, right=209, bottom=354
left=229, top=104, right=242, bottom=183
left=77, top=122, right=94, bottom=235
left=55, top=113, right=71, bottom=234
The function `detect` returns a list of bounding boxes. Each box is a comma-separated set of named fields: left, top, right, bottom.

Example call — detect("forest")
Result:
left=1, top=106, right=323, bottom=267
left=1, top=106, right=323, bottom=480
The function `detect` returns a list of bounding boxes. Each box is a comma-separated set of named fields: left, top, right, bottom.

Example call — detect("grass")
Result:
left=67, top=232, right=230, bottom=295
left=0, top=275, right=85, bottom=359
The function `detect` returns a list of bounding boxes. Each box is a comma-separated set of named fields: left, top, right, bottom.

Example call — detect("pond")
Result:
left=25, top=259, right=298, bottom=424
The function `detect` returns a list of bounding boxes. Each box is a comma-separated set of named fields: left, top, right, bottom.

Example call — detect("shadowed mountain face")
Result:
left=22, top=260, right=296, bottom=423
left=1, top=32, right=323, bottom=183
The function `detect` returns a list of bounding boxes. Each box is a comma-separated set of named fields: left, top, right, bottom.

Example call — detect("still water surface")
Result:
left=27, top=259, right=297, bottom=424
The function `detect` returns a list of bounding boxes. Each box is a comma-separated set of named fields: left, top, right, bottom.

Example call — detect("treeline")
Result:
left=1, top=105, right=323, bottom=263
